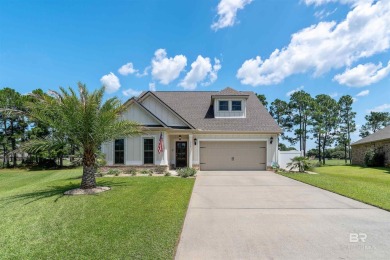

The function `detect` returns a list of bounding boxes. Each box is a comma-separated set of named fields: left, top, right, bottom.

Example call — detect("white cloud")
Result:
left=149, top=82, right=156, bottom=91
left=206, top=58, right=222, bottom=86
left=135, top=66, right=150, bottom=77
left=352, top=97, right=358, bottom=103
left=356, top=89, right=369, bottom=97
left=118, top=62, right=138, bottom=76
left=179, top=56, right=221, bottom=90
left=329, top=92, right=339, bottom=98
left=314, top=8, right=337, bottom=19
left=334, top=61, right=390, bottom=87
left=286, top=86, right=304, bottom=96
left=100, top=72, right=121, bottom=93
left=304, top=0, right=371, bottom=6
left=122, top=88, right=142, bottom=97
left=368, top=103, right=390, bottom=112
left=151, top=49, right=187, bottom=85
left=237, top=1, right=390, bottom=86
left=211, top=0, right=253, bottom=31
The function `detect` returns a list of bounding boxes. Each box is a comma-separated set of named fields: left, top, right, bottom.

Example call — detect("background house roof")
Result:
left=352, top=125, right=390, bottom=146
left=148, top=90, right=282, bottom=133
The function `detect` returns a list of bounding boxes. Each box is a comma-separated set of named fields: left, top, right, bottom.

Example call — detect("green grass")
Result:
left=308, top=159, right=350, bottom=166
left=0, top=168, right=194, bottom=259
left=280, top=165, right=390, bottom=211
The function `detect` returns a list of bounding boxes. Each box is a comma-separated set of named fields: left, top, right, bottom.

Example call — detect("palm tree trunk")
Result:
left=81, top=149, right=96, bottom=189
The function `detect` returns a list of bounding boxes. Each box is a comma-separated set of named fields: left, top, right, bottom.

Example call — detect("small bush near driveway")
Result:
left=177, top=167, right=197, bottom=178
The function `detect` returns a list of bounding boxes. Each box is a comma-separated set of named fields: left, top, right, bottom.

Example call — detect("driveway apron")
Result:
left=175, top=171, right=390, bottom=259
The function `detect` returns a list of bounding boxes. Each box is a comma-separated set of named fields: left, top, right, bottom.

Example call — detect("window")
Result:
left=114, top=139, right=124, bottom=164
left=219, top=100, right=229, bottom=111
left=143, top=138, right=154, bottom=164
left=232, top=100, right=242, bottom=111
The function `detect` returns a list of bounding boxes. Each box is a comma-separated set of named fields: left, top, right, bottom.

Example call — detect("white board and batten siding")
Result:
left=142, top=96, right=187, bottom=127
left=120, top=103, right=160, bottom=126
left=102, top=132, right=168, bottom=166
left=214, top=98, right=246, bottom=118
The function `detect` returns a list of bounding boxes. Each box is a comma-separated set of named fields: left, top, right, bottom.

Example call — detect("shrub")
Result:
left=271, top=161, right=279, bottom=172
left=140, top=169, right=149, bottom=175
left=107, top=169, right=121, bottom=176
left=154, top=166, right=165, bottom=174
left=124, top=168, right=137, bottom=176
left=177, top=167, right=197, bottom=178
left=286, top=156, right=311, bottom=172
left=364, top=148, right=385, bottom=167
left=164, top=171, right=171, bottom=177
left=96, top=158, right=107, bottom=167
left=148, top=172, right=153, bottom=176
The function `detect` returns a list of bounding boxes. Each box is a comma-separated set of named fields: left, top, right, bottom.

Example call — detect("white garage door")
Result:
left=199, top=141, right=267, bottom=171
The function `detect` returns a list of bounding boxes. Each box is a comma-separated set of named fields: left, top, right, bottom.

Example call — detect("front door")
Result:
left=176, top=141, right=187, bottom=168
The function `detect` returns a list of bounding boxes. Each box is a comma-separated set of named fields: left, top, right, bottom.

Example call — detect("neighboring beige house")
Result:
left=351, top=125, right=390, bottom=166
left=101, top=87, right=282, bottom=171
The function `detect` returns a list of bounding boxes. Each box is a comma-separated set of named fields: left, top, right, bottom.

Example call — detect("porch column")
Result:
left=189, top=134, right=193, bottom=168
left=164, top=132, right=169, bottom=166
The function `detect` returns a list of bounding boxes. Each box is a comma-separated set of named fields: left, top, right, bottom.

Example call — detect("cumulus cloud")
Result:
left=118, top=62, right=138, bottom=76
left=100, top=72, right=121, bottom=93
left=237, top=1, right=390, bottom=86
left=334, top=61, right=390, bottom=87
left=286, top=86, right=304, bottom=96
left=136, top=66, right=150, bottom=77
left=356, top=89, right=369, bottom=97
left=329, top=92, right=339, bottom=98
left=151, top=49, right=187, bottom=85
left=149, top=82, right=156, bottom=91
left=122, top=88, right=142, bottom=97
left=179, top=56, right=221, bottom=90
left=211, top=0, right=253, bottom=31
left=368, top=104, right=390, bottom=112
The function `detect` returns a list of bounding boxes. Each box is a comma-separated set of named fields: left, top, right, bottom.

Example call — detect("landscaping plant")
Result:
left=26, top=83, right=141, bottom=189
left=177, top=167, right=197, bottom=178
left=286, top=156, right=311, bottom=172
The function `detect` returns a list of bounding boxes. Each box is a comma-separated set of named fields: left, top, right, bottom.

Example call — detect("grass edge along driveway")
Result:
left=0, top=168, right=195, bottom=259
left=279, top=165, right=390, bottom=211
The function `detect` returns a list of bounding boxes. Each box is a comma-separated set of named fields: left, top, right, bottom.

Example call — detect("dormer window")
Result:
left=218, top=100, right=229, bottom=111
left=232, top=100, right=242, bottom=111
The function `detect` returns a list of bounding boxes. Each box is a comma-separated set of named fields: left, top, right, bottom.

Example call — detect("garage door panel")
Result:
left=200, top=141, right=266, bottom=171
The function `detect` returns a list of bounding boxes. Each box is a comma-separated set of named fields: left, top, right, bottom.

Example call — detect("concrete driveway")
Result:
left=175, top=171, right=390, bottom=260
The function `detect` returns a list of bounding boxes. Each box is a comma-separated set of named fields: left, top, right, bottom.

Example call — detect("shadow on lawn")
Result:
left=0, top=180, right=127, bottom=206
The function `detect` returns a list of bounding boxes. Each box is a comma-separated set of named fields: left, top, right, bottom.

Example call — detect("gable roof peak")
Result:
left=218, top=87, right=241, bottom=95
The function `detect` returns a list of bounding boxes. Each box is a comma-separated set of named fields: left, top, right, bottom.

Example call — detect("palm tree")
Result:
left=27, top=83, right=141, bottom=189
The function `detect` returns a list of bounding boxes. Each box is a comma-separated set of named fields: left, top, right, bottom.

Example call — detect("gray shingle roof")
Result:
left=213, top=87, right=248, bottom=96
left=149, top=90, right=282, bottom=133
left=352, top=125, right=390, bottom=146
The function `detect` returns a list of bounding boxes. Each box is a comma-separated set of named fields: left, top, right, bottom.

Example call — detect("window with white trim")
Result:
left=143, top=138, right=154, bottom=164
left=114, top=139, right=125, bottom=164
left=218, top=100, right=229, bottom=111
left=232, top=100, right=242, bottom=111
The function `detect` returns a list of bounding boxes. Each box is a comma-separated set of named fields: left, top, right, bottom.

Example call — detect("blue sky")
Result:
left=1, top=0, right=390, bottom=147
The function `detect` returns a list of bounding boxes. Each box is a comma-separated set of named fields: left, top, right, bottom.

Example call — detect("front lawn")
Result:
left=0, top=168, right=194, bottom=259
left=280, top=166, right=390, bottom=211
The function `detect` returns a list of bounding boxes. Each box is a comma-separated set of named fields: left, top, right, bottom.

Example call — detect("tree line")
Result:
left=1, top=86, right=390, bottom=168
left=257, top=91, right=390, bottom=164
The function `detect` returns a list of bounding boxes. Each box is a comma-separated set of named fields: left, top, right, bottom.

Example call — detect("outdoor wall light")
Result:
left=270, top=137, right=273, bottom=144
left=194, top=138, right=197, bottom=145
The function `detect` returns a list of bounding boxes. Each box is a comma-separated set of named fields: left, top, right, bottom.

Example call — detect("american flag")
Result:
left=157, top=132, right=164, bottom=154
